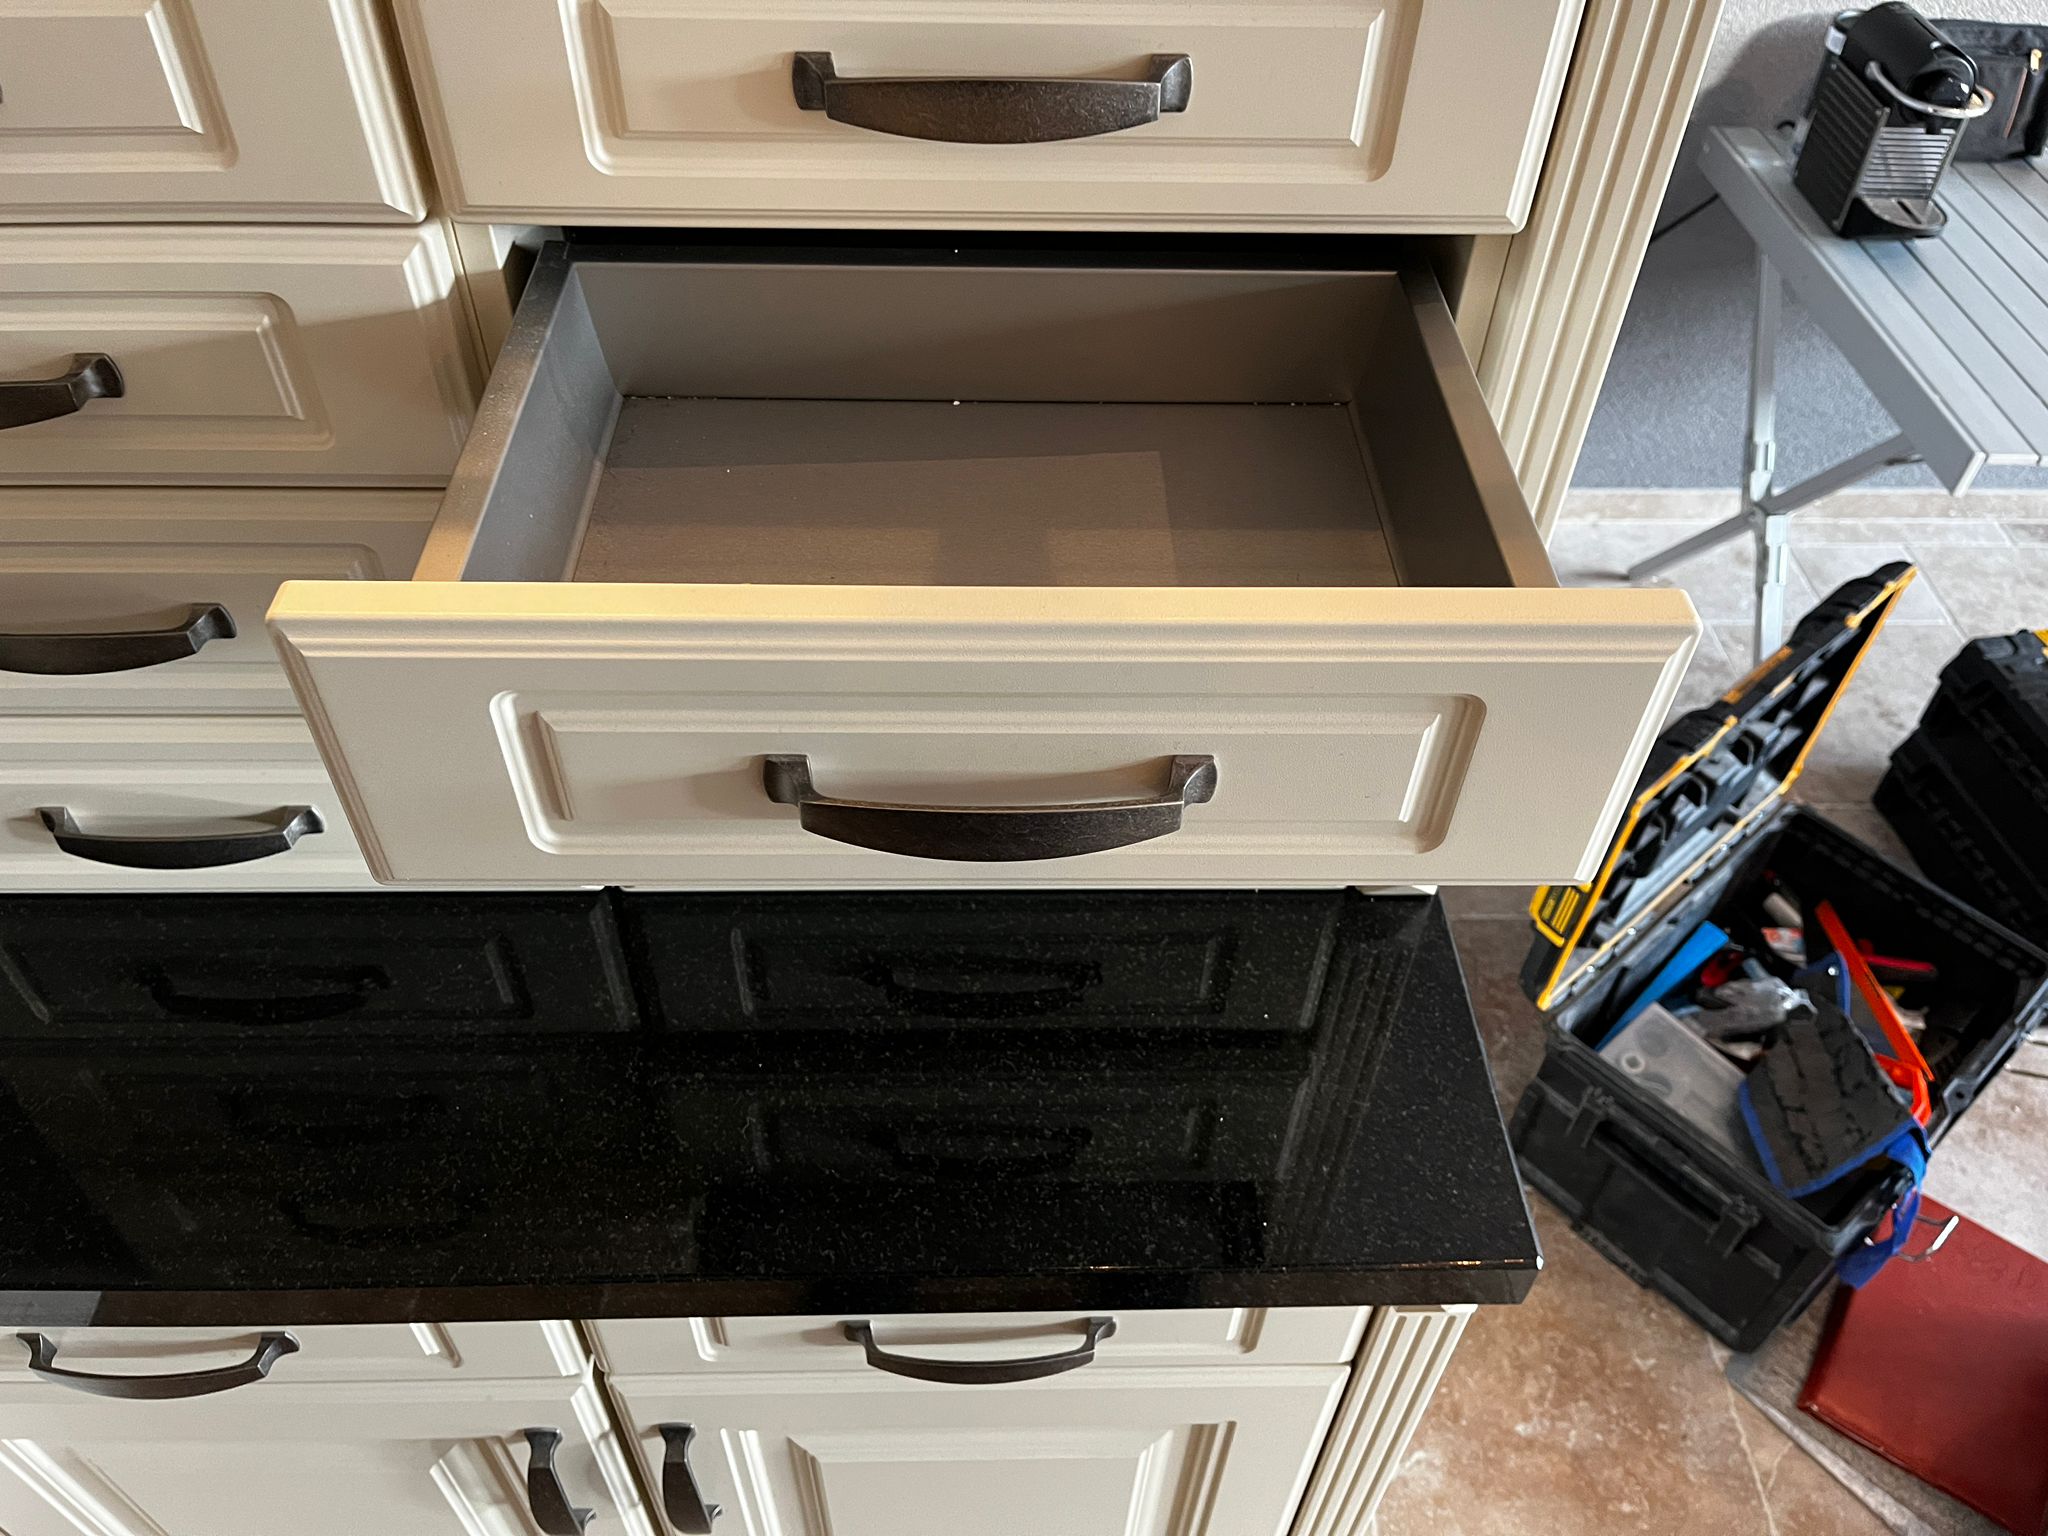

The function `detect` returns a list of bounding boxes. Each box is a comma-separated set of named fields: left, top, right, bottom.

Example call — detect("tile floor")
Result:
left=1375, top=488, right=2048, bottom=1536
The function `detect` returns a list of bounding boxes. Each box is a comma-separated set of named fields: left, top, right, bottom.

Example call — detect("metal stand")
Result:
left=1627, top=253, right=1921, bottom=656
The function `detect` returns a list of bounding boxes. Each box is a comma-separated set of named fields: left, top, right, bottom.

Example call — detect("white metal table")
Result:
left=1630, top=126, right=2048, bottom=653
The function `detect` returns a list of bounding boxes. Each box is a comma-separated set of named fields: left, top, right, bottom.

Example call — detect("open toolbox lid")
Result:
left=1524, top=563, right=1917, bottom=1012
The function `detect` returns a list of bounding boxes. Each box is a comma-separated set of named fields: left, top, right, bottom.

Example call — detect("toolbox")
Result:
left=1877, top=630, right=2048, bottom=945
left=1512, top=566, right=2048, bottom=1350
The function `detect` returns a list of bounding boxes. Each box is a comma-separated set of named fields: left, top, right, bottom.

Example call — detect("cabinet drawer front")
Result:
left=0, top=1322, right=582, bottom=1394
left=591, top=1309, right=1369, bottom=1375
left=612, top=1367, right=1344, bottom=1536
left=0, top=489, right=437, bottom=713
left=399, top=0, right=1575, bottom=231
left=271, top=585, right=1694, bottom=888
left=0, top=227, right=482, bottom=486
left=0, top=0, right=426, bottom=222
left=0, top=718, right=373, bottom=891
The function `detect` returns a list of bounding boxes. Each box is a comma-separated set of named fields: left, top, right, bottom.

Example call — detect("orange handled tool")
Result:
left=1816, top=901, right=1933, bottom=1125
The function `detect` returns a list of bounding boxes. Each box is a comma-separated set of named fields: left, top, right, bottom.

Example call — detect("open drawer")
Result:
left=269, top=240, right=1698, bottom=888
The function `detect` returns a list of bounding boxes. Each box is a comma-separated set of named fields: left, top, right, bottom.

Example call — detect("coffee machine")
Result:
left=1794, top=4, right=1991, bottom=238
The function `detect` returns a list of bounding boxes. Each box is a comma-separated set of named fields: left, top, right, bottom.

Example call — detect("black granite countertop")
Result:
left=0, top=889, right=1538, bottom=1325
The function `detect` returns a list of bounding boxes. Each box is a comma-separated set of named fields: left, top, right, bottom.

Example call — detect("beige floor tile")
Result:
left=1560, top=490, right=1742, bottom=524
left=2005, top=521, right=2048, bottom=546
left=1373, top=1203, right=1775, bottom=1536
left=1440, top=885, right=1538, bottom=921
left=1549, top=522, right=1820, bottom=628
left=1782, top=518, right=2011, bottom=548
left=1901, top=547, right=2048, bottom=637
left=1921, top=1067, right=2048, bottom=1261
left=1727, top=1396, right=1892, bottom=1536
left=1449, top=914, right=1551, bottom=1111
left=1792, top=544, right=1954, bottom=624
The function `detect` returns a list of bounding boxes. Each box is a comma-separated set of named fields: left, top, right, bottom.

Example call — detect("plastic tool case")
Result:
left=1512, top=566, right=2048, bottom=1350
left=1877, top=630, right=2048, bottom=945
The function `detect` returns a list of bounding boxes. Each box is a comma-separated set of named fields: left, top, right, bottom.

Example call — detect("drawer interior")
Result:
left=419, top=245, right=1554, bottom=592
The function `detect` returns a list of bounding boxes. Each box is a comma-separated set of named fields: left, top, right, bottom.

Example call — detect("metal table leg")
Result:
left=1628, top=251, right=1920, bottom=655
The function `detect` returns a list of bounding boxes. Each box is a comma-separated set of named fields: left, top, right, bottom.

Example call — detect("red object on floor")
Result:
left=1800, top=1198, right=2048, bottom=1535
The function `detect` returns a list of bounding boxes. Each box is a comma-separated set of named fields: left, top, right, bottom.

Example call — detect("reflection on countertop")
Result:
left=0, top=889, right=1537, bottom=1325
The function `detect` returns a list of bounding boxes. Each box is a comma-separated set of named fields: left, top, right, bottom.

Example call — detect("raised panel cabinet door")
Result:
left=0, top=0, right=427, bottom=221
left=392, top=0, right=1579, bottom=231
left=0, top=1378, right=653, bottom=1536
left=612, top=1366, right=1346, bottom=1536
left=0, top=226, right=484, bottom=486
left=0, top=488, right=439, bottom=714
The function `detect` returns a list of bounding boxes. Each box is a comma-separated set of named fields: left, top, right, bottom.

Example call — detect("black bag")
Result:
left=1935, top=18, right=2048, bottom=158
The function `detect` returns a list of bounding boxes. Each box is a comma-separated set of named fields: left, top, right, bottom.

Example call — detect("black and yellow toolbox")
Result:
left=1511, top=566, right=2048, bottom=1350
left=1878, top=629, right=2048, bottom=946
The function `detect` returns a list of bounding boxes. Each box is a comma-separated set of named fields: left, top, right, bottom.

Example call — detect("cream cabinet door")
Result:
left=611, top=1366, right=1345, bottom=1536
left=0, top=0, right=426, bottom=221
left=0, top=1379, right=653, bottom=1536
left=394, top=0, right=1579, bottom=231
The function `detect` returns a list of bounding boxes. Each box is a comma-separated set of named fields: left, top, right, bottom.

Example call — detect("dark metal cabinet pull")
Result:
left=0, top=603, right=234, bottom=676
left=840, top=1317, right=1116, bottom=1385
left=38, top=805, right=322, bottom=870
left=521, top=1428, right=594, bottom=1535
left=147, top=964, right=390, bottom=1025
left=792, top=51, right=1190, bottom=142
left=0, top=353, right=123, bottom=431
left=17, top=1332, right=297, bottom=1400
left=762, top=754, right=1216, bottom=862
left=656, top=1424, right=721, bottom=1532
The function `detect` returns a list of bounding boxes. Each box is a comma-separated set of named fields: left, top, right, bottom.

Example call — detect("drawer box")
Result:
left=0, top=226, right=483, bottom=486
left=395, top=0, right=1577, bottom=231
left=0, top=893, right=634, bottom=1038
left=590, top=1308, right=1370, bottom=1376
left=0, top=1323, right=580, bottom=1391
left=0, top=0, right=426, bottom=222
left=0, top=489, right=437, bottom=714
left=270, top=242, right=1698, bottom=889
left=0, top=718, right=372, bottom=890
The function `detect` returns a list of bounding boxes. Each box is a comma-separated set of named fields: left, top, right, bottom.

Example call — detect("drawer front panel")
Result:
left=0, top=489, right=437, bottom=713
left=592, top=1308, right=1370, bottom=1375
left=397, top=0, right=1577, bottom=230
left=0, top=1322, right=581, bottom=1391
left=0, top=227, right=482, bottom=485
left=0, top=718, right=373, bottom=890
left=269, top=586, right=1696, bottom=888
left=0, top=0, right=426, bottom=222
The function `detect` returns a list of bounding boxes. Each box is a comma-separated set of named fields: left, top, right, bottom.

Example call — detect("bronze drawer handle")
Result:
left=791, top=52, right=1191, bottom=143
left=762, top=754, right=1217, bottom=862
left=841, top=1318, right=1117, bottom=1384
left=18, top=1332, right=298, bottom=1400
left=0, top=353, right=123, bottom=431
